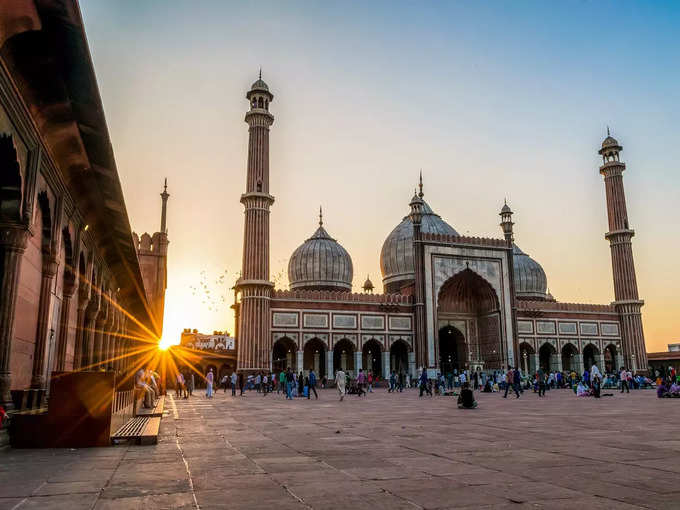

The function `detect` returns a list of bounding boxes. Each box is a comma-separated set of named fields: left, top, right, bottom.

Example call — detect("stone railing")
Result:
left=517, top=300, right=616, bottom=313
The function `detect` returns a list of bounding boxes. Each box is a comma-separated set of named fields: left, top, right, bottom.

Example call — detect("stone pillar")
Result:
left=554, top=353, right=563, bottom=373
left=408, top=351, right=416, bottom=379
left=93, top=316, right=106, bottom=369
left=31, top=256, right=59, bottom=388
left=0, top=225, right=29, bottom=408
left=615, top=352, right=623, bottom=372
left=83, top=301, right=99, bottom=369
left=296, top=350, right=303, bottom=373
left=313, top=351, right=320, bottom=375
left=326, top=350, right=333, bottom=380
left=533, top=353, right=540, bottom=373
left=55, top=275, right=76, bottom=371
left=382, top=351, right=390, bottom=379
left=354, top=351, right=362, bottom=374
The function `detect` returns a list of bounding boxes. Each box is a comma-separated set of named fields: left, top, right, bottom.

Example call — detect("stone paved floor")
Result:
left=1, top=387, right=679, bottom=509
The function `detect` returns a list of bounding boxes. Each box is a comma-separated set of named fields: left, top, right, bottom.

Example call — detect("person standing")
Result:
left=230, top=371, right=237, bottom=397
left=308, top=369, right=318, bottom=399
left=419, top=370, right=431, bottom=397
left=503, top=366, right=520, bottom=398
left=298, top=371, right=304, bottom=397
left=367, top=371, right=374, bottom=393
left=279, top=369, right=286, bottom=394
left=620, top=367, right=630, bottom=393
left=238, top=371, right=245, bottom=396
left=187, top=373, right=194, bottom=397
left=335, top=368, right=346, bottom=401
left=537, top=366, right=546, bottom=397
left=389, top=370, right=396, bottom=393
left=205, top=368, right=214, bottom=398
left=285, top=367, right=294, bottom=400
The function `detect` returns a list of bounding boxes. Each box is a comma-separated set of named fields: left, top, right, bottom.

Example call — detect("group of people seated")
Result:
left=656, top=380, right=680, bottom=398
left=135, top=367, right=160, bottom=408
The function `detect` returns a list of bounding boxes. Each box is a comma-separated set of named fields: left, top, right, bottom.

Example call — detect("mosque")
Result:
left=233, top=76, right=648, bottom=380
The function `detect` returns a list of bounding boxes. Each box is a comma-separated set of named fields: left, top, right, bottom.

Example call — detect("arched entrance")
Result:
left=438, top=324, right=466, bottom=375
left=582, top=344, right=599, bottom=372
left=390, top=340, right=409, bottom=376
left=333, top=338, right=355, bottom=375
left=539, top=343, right=555, bottom=372
left=303, top=338, right=326, bottom=378
left=519, top=342, right=536, bottom=374
left=561, top=343, right=578, bottom=372
left=604, top=344, right=617, bottom=374
left=273, top=337, right=297, bottom=373
left=362, top=339, right=383, bottom=378
left=437, top=268, right=502, bottom=370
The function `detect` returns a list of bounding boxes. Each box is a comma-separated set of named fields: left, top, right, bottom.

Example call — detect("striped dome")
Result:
left=380, top=199, right=458, bottom=292
left=513, top=244, right=548, bottom=300
left=288, top=224, right=353, bottom=291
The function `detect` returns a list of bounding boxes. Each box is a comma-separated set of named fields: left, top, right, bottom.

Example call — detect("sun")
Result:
left=158, top=336, right=176, bottom=350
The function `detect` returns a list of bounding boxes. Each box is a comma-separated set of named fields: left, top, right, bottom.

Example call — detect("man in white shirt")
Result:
left=620, top=367, right=630, bottom=393
left=335, top=369, right=346, bottom=401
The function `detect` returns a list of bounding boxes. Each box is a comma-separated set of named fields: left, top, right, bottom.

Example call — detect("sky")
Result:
left=79, top=0, right=680, bottom=352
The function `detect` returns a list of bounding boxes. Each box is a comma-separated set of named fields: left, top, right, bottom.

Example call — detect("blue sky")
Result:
left=80, top=1, right=680, bottom=349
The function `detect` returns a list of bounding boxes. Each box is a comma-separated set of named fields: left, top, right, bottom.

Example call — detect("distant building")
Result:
left=647, top=344, right=680, bottom=375
left=170, top=329, right=237, bottom=386
left=668, top=343, right=680, bottom=353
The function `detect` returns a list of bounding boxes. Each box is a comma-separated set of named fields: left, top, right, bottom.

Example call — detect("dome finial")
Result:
left=319, top=205, right=323, bottom=226
left=607, top=125, right=610, bottom=137
left=259, top=67, right=262, bottom=80
left=418, top=170, right=424, bottom=198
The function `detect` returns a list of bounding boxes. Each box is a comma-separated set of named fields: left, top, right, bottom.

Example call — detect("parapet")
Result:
left=272, top=289, right=413, bottom=305
left=517, top=300, right=616, bottom=313
left=421, top=232, right=508, bottom=248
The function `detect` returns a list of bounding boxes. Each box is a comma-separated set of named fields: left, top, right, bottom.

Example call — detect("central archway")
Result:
left=273, top=337, right=297, bottom=373
left=333, top=338, right=355, bottom=375
left=437, top=268, right=502, bottom=370
left=303, top=338, right=326, bottom=378
left=438, top=324, right=466, bottom=375
left=362, top=339, right=383, bottom=378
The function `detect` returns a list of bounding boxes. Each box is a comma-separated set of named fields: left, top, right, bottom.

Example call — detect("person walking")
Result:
left=356, top=369, right=366, bottom=397
left=230, top=371, right=237, bottom=396
left=389, top=370, right=396, bottom=392
left=308, top=369, right=319, bottom=399
left=503, top=366, right=520, bottom=398
left=335, top=368, right=346, bottom=401
left=205, top=368, right=214, bottom=398
left=187, top=373, right=194, bottom=397
left=298, top=371, right=304, bottom=397
left=419, top=370, right=431, bottom=397
left=278, top=369, right=285, bottom=394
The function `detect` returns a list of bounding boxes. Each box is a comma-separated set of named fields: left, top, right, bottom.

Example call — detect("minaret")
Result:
left=236, top=73, right=275, bottom=374
left=160, top=178, right=169, bottom=233
left=598, top=131, right=647, bottom=372
left=410, top=177, right=427, bottom=372
left=499, top=200, right=519, bottom=369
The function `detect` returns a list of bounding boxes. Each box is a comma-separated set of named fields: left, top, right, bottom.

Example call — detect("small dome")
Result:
left=251, top=78, right=269, bottom=92
left=513, top=244, right=548, bottom=300
left=363, top=275, right=374, bottom=292
left=500, top=202, right=512, bottom=214
left=601, top=136, right=619, bottom=149
left=380, top=199, right=458, bottom=292
left=288, top=221, right=353, bottom=291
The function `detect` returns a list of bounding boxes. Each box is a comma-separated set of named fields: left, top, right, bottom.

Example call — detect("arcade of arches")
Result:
left=437, top=269, right=503, bottom=373
left=517, top=341, right=621, bottom=375
left=270, top=336, right=413, bottom=378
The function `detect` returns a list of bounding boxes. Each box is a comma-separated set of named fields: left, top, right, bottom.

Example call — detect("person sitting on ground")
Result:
left=657, top=381, right=670, bottom=398
left=576, top=381, right=591, bottom=397
left=483, top=379, right=493, bottom=393
left=457, top=382, right=478, bottom=409
left=669, top=381, right=680, bottom=397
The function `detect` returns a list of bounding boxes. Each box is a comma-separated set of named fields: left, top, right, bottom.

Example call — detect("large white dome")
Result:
left=288, top=221, right=353, bottom=291
left=380, top=199, right=458, bottom=293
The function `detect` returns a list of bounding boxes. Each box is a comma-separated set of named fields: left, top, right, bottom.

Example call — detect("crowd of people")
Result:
left=168, top=362, right=678, bottom=408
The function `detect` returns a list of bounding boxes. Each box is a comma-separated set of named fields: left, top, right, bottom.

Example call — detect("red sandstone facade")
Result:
left=0, top=2, right=167, bottom=409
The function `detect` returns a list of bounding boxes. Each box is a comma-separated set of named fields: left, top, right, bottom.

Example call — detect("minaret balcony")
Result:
left=604, top=228, right=635, bottom=241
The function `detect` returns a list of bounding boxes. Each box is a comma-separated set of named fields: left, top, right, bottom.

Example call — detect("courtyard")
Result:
left=1, top=388, right=679, bottom=509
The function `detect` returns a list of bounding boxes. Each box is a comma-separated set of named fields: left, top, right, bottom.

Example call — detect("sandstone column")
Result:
left=31, top=255, right=59, bottom=388
left=55, top=273, right=76, bottom=371
left=0, top=226, right=29, bottom=408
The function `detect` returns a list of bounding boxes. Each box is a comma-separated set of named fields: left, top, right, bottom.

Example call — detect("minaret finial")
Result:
left=259, top=67, right=262, bottom=80
left=163, top=177, right=167, bottom=193
left=319, top=206, right=323, bottom=226
left=607, top=125, right=610, bottom=136
left=418, top=170, right=424, bottom=198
